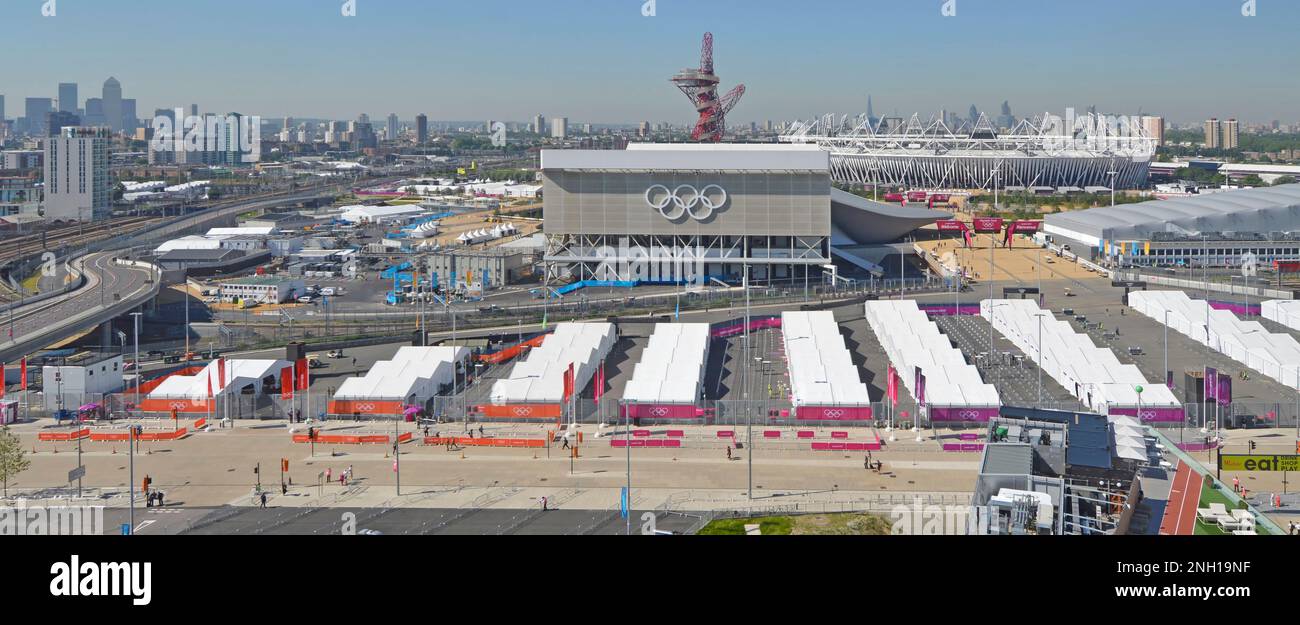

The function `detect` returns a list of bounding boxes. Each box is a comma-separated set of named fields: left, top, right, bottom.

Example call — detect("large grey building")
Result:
left=44, top=127, right=112, bottom=222
left=541, top=143, right=947, bottom=284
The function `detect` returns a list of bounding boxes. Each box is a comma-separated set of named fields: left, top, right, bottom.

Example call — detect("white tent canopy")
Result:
left=982, top=299, right=1181, bottom=413
left=148, top=359, right=289, bottom=400
left=865, top=300, right=1000, bottom=409
left=490, top=323, right=616, bottom=404
left=333, top=346, right=468, bottom=403
left=1131, top=291, right=1300, bottom=390
left=622, top=324, right=710, bottom=405
left=782, top=311, right=872, bottom=407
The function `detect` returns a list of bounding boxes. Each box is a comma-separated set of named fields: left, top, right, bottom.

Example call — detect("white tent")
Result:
left=333, top=346, right=467, bottom=404
left=865, top=300, right=1000, bottom=411
left=148, top=359, right=289, bottom=401
left=622, top=324, right=710, bottom=405
left=782, top=312, right=872, bottom=408
left=490, top=323, right=616, bottom=404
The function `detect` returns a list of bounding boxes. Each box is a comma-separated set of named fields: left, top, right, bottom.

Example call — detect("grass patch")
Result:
left=1193, top=479, right=1270, bottom=536
left=698, top=512, right=892, bottom=536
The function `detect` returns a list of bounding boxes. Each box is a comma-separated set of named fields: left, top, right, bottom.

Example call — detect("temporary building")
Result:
left=330, top=346, right=468, bottom=416
left=621, top=323, right=710, bottom=419
left=781, top=311, right=873, bottom=420
left=487, top=322, right=617, bottom=418
left=142, top=359, right=289, bottom=413
left=865, top=300, right=1000, bottom=421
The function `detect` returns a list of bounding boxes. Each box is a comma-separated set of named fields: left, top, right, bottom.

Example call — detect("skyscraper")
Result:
left=1223, top=118, right=1239, bottom=149
left=58, top=83, right=78, bottom=113
left=0, top=95, right=5, bottom=122
left=102, top=77, right=123, bottom=133
left=387, top=113, right=399, bottom=141
left=1204, top=118, right=1222, bottom=149
left=551, top=117, right=568, bottom=139
left=1141, top=116, right=1165, bottom=147
left=416, top=114, right=428, bottom=144
left=44, top=127, right=111, bottom=222
left=533, top=114, right=545, bottom=135
left=24, top=98, right=53, bottom=135
left=46, top=111, right=81, bottom=137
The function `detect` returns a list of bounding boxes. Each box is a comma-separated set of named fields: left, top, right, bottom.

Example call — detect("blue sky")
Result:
left=1, top=0, right=1296, bottom=124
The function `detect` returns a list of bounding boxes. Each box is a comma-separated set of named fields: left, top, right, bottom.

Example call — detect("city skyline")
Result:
left=0, top=0, right=1296, bottom=125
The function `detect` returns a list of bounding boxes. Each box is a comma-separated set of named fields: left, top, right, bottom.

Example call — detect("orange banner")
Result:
left=477, top=403, right=562, bottom=419
left=328, top=400, right=406, bottom=416
left=139, top=398, right=212, bottom=414
left=422, top=437, right=545, bottom=448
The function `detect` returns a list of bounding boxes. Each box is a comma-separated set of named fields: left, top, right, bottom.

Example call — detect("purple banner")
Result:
left=1207, top=300, right=1262, bottom=317
left=915, top=367, right=927, bottom=404
left=1217, top=373, right=1233, bottom=406
left=1108, top=406, right=1186, bottom=423
left=1204, top=367, right=1217, bottom=401
left=795, top=406, right=873, bottom=421
left=917, top=304, right=983, bottom=316
left=711, top=317, right=782, bottom=339
left=929, top=407, right=1001, bottom=422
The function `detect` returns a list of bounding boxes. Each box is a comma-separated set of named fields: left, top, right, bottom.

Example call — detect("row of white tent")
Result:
left=1111, top=415, right=1151, bottom=463
left=456, top=224, right=518, bottom=245
left=333, top=347, right=468, bottom=403
left=865, top=300, right=1000, bottom=409
left=622, top=324, right=710, bottom=405
left=1130, top=290, right=1300, bottom=390
left=409, top=221, right=441, bottom=239
left=490, top=322, right=617, bottom=404
left=981, top=299, right=1180, bottom=413
left=1262, top=300, right=1300, bottom=333
left=149, top=359, right=288, bottom=401
left=781, top=312, right=873, bottom=408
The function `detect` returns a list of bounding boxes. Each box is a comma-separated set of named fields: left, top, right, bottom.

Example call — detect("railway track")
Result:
left=0, top=216, right=161, bottom=265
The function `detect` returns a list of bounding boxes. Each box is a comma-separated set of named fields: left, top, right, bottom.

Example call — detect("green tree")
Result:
left=1273, top=176, right=1296, bottom=186
left=0, top=428, right=31, bottom=498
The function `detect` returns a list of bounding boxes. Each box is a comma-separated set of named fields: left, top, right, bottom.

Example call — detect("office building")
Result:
left=1223, top=118, right=1239, bottom=150
left=102, top=77, right=123, bottom=133
left=46, top=111, right=81, bottom=137
left=24, top=98, right=53, bottom=135
left=1140, top=116, right=1165, bottom=147
left=551, top=117, right=568, bottom=139
left=1205, top=118, right=1222, bottom=149
left=43, top=127, right=112, bottom=222
left=533, top=114, right=545, bottom=135
left=387, top=113, right=399, bottom=141
left=58, top=83, right=78, bottom=113
left=416, top=114, right=428, bottom=144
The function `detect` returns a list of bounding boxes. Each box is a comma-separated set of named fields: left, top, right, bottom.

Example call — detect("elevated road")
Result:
left=0, top=252, right=159, bottom=364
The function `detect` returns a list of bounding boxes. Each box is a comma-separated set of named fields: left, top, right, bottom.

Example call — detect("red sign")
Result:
left=0, top=363, right=5, bottom=399
left=1010, top=220, right=1041, bottom=234
left=935, top=220, right=967, bottom=232
left=1274, top=260, right=1300, bottom=273
left=20, top=359, right=27, bottom=391
left=281, top=367, right=294, bottom=400
left=972, top=217, right=1004, bottom=234
left=295, top=358, right=309, bottom=391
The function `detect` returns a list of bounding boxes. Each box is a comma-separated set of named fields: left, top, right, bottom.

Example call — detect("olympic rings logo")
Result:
left=356, top=403, right=376, bottom=412
left=513, top=406, right=533, bottom=417
left=823, top=409, right=845, bottom=418
left=645, top=184, right=728, bottom=221
left=169, top=402, right=187, bottom=410
left=650, top=407, right=670, bottom=417
left=958, top=410, right=981, bottom=420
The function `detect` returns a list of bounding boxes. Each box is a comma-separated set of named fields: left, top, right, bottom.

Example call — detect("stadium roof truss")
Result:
left=781, top=112, right=1157, bottom=190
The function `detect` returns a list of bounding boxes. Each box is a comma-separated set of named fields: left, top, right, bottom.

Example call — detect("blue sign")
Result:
left=620, top=487, right=629, bottom=518
left=121, top=523, right=131, bottom=536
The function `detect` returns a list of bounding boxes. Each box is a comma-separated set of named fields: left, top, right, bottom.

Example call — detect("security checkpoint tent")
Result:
left=622, top=323, right=710, bottom=418
left=1130, top=290, right=1300, bottom=390
left=781, top=311, right=873, bottom=419
left=330, top=346, right=469, bottom=416
left=142, top=359, right=290, bottom=413
left=488, top=322, right=616, bottom=417
left=865, top=300, right=1001, bottom=420
left=981, top=299, right=1181, bottom=418
left=1262, top=300, right=1300, bottom=333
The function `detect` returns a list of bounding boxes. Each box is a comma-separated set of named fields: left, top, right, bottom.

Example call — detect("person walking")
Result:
left=541, top=496, right=548, bottom=512
left=562, top=436, right=570, bottom=450
left=726, top=445, right=732, bottom=461
left=260, top=492, right=267, bottom=508
left=325, top=467, right=332, bottom=483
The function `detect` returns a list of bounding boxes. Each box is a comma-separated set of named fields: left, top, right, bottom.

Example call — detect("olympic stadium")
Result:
left=781, top=113, right=1157, bottom=190
left=539, top=143, right=949, bottom=284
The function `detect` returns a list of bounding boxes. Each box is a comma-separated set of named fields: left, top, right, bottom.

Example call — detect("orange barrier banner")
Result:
left=328, top=400, right=406, bottom=416
left=89, top=428, right=188, bottom=442
left=139, top=398, right=212, bottom=414
left=38, top=428, right=91, bottom=442
left=422, top=437, right=546, bottom=448
left=192, top=418, right=207, bottom=430
left=477, top=335, right=548, bottom=365
left=291, top=433, right=391, bottom=445
left=396, top=432, right=414, bottom=444
left=477, top=403, right=562, bottom=419
left=90, top=432, right=130, bottom=442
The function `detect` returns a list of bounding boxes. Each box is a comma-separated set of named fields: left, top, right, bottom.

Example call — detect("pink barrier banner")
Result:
left=666, top=430, right=684, bottom=438
left=633, top=430, right=651, bottom=437
left=622, top=404, right=699, bottom=420
left=711, top=318, right=782, bottom=339
left=1108, top=406, right=1185, bottom=423
left=795, top=406, right=873, bottom=421
left=929, top=407, right=1001, bottom=422
left=831, top=431, right=849, bottom=439
left=797, top=431, right=815, bottom=438
left=763, top=431, right=781, bottom=438
left=613, top=439, right=683, bottom=448
left=716, top=430, right=735, bottom=438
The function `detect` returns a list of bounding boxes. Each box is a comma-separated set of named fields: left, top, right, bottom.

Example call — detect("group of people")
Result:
left=144, top=491, right=165, bottom=507
left=324, top=465, right=355, bottom=487
left=864, top=452, right=883, bottom=472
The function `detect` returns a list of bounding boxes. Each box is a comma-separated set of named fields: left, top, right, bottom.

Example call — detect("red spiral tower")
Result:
left=671, top=33, right=746, bottom=143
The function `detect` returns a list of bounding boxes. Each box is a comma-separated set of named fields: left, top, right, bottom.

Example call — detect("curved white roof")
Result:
left=1045, top=183, right=1300, bottom=242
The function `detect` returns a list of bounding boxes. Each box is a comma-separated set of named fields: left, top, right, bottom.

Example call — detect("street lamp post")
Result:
left=130, top=312, right=143, bottom=412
